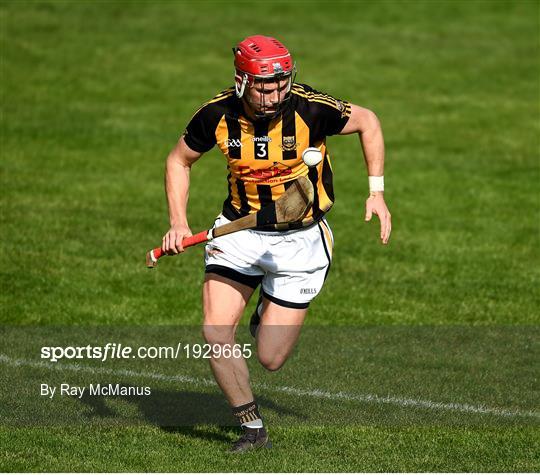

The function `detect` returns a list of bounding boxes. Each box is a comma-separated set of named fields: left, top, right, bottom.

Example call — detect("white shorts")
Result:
left=204, top=215, right=334, bottom=308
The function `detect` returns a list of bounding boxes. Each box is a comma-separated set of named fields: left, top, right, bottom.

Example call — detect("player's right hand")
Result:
left=162, top=224, right=192, bottom=254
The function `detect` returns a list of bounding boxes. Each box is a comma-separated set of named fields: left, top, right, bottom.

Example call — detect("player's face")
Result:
left=245, top=77, right=290, bottom=116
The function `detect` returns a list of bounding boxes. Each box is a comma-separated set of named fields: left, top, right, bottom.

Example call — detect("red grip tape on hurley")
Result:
left=152, top=247, right=164, bottom=260
left=149, top=230, right=208, bottom=266
left=182, top=230, right=209, bottom=248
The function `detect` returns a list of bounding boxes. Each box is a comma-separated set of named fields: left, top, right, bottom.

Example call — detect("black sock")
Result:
left=232, top=400, right=263, bottom=428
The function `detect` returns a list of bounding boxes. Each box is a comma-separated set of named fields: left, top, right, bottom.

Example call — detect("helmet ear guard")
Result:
left=234, top=73, right=248, bottom=99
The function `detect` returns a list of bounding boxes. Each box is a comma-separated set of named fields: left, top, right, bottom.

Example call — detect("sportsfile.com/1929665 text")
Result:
left=40, top=342, right=253, bottom=362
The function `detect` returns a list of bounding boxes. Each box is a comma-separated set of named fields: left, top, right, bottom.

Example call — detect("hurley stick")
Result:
left=146, top=176, right=314, bottom=268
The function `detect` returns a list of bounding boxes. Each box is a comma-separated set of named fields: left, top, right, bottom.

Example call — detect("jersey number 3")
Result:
left=256, top=143, right=268, bottom=159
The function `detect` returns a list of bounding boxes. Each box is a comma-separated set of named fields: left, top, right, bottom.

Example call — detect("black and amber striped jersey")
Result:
left=183, top=83, right=351, bottom=227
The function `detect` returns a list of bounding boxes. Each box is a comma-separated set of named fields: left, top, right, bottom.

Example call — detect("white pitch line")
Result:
left=253, top=384, right=540, bottom=419
left=0, top=354, right=217, bottom=388
left=1, top=353, right=538, bottom=420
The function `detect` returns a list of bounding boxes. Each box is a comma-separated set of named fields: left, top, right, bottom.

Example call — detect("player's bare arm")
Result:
left=340, top=104, right=392, bottom=244
left=162, top=137, right=202, bottom=254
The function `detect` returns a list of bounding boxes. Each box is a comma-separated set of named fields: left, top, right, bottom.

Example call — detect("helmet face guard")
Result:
left=235, top=68, right=296, bottom=118
left=233, top=35, right=296, bottom=119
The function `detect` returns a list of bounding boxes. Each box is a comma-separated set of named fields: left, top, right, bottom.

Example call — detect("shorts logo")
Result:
left=300, top=288, right=317, bottom=295
left=225, top=138, right=242, bottom=148
left=281, top=136, right=297, bottom=151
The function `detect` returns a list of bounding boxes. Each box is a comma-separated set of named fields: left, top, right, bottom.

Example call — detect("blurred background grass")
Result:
left=1, top=1, right=538, bottom=325
left=0, top=1, right=538, bottom=471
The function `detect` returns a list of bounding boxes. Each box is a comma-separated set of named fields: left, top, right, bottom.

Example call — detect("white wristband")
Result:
left=369, top=176, right=384, bottom=192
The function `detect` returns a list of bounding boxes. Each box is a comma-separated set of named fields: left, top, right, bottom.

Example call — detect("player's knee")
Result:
left=201, top=324, right=235, bottom=345
left=258, top=353, right=286, bottom=372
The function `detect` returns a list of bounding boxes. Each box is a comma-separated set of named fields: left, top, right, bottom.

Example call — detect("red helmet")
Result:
left=234, top=35, right=294, bottom=79
left=233, top=35, right=296, bottom=115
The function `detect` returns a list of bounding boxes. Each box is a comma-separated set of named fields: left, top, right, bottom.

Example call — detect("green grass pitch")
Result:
left=1, top=0, right=539, bottom=472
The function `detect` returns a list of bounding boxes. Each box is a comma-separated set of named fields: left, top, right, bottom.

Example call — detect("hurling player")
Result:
left=162, top=35, right=391, bottom=452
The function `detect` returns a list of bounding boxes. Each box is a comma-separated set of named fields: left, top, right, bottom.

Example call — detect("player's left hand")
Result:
left=365, top=192, right=391, bottom=244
